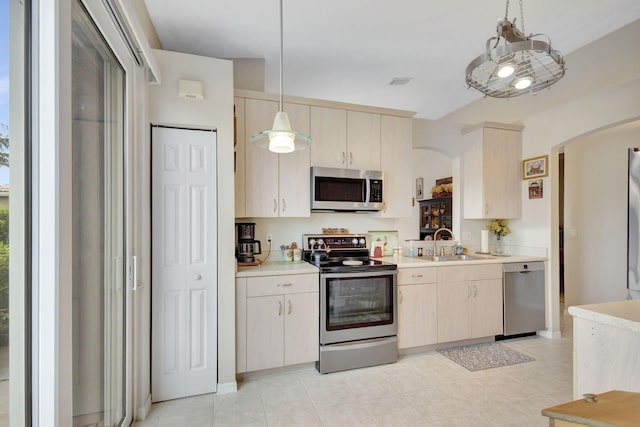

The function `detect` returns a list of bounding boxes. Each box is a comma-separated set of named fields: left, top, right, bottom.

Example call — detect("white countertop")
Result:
left=376, top=254, right=546, bottom=268
left=236, top=254, right=546, bottom=277
left=568, top=300, right=640, bottom=334
left=236, top=260, right=319, bottom=278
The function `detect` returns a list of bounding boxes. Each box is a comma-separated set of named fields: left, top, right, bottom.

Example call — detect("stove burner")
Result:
left=343, top=260, right=363, bottom=266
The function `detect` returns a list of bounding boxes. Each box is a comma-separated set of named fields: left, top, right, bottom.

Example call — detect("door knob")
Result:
left=193, top=273, right=202, bottom=280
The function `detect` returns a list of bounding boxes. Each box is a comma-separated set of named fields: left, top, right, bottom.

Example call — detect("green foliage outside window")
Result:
left=0, top=207, right=8, bottom=345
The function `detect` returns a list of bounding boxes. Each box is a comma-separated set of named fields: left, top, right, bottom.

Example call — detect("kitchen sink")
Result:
left=430, top=254, right=482, bottom=262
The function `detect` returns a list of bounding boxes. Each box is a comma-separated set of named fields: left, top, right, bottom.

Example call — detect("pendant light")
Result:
left=251, top=0, right=311, bottom=153
left=465, top=0, right=565, bottom=98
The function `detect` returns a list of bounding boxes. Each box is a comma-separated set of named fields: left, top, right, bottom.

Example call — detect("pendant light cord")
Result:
left=279, top=0, right=284, bottom=112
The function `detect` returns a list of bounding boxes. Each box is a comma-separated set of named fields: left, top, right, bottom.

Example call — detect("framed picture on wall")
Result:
left=523, top=155, right=549, bottom=180
left=416, top=177, right=424, bottom=200
left=528, top=179, right=543, bottom=199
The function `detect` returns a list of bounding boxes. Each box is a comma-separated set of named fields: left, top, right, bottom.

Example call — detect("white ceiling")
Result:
left=143, top=0, right=640, bottom=121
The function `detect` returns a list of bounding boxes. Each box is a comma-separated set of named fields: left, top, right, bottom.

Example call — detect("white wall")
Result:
left=148, top=50, right=236, bottom=393
left=249, top=148, right=453, bottom=257
left=517, top=78, right=640, bottom=333
left=564, top=123, right=640, bottom=306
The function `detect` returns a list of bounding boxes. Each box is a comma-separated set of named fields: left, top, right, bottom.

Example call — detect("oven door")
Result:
left=320, top=269, right=397, bottom=345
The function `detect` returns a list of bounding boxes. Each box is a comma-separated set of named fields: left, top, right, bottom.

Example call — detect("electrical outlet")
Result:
left=266, top=233, right=273, bottom=244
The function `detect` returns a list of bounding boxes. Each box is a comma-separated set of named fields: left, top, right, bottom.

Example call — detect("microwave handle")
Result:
left=364, top=176, right=370, bottom=206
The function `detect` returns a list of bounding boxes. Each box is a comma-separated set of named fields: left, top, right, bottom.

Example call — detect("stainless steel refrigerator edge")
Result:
left=627, top=148, right=640, bottom=296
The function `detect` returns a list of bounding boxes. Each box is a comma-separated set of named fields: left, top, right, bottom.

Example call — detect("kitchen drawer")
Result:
left=437, top=264, right=502, bottom=282
left=398, top=267, right=437, bottom=285
left=247, top=273, right=318, bottom=297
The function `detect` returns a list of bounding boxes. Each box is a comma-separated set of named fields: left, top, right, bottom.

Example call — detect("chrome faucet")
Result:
left=433, top=228, right=455, bottom=256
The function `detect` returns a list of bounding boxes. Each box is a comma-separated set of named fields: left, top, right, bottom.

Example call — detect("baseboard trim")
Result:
left=538, top=329, right=562, bottom=339
left=136, top=394, right=152, bottom=420
left=216, top=381, right=238, bottom=395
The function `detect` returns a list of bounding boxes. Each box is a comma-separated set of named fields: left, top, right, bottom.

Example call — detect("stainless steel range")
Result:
left=303, top=234, right=398, bottom=374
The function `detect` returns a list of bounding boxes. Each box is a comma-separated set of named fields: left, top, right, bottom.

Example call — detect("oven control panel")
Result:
left=303, top=234, right=368, bottom=250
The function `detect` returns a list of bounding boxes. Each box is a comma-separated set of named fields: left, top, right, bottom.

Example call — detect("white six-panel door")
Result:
left=151, top=126, right=217, bottom=401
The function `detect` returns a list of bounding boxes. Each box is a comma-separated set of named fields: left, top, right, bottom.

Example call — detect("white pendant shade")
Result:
left=251, top=0, right=311, bottom=153
left=268, top=112, right=295, bottom=153
left=251, top=111, right=311, bottom=153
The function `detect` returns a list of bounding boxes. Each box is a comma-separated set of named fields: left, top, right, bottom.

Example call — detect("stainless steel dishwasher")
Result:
left=502, top=262, right=545, bottom=336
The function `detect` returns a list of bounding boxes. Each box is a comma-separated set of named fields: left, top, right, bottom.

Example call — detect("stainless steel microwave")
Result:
left=311, top=167, right=384, bottom=211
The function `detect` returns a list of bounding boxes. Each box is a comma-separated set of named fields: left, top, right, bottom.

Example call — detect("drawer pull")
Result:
left=411, top=274, right=423, bottom=279
left=277, top=283, right=292, bottom=287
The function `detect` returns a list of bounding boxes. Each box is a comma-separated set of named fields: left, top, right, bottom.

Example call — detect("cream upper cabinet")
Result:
left=397, top=267, right=438, bottom=349
left=310, top=106, right=348, bottom=168
left=436, top=264, right=503, bottom=343
left=242, top=98, right=310, bottom=218
left=347, top=111, right=381, bottom=170
left=310, top=107, right=382, bottom=170
left=278, top=103, right=311, bottom=217
left=234, top=97, right=246, bottom=218
left=380, top=115, right=413, bottom=218
left=463, top=123, right=523, bottom=219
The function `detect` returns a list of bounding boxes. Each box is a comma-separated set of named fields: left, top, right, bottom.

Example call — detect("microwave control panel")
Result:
left=370, top=180, right=383, bottom=202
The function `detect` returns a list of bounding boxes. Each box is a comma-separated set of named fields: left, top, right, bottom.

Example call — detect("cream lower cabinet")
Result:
left=237, top=273, right=319, bottom=373
left=397, top=267, right=438, bottom=349
left=437, top=264, right=503, bottom=343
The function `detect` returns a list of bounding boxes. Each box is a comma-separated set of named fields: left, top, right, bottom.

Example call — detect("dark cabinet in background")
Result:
left=419, top=197, right=452, bottom=240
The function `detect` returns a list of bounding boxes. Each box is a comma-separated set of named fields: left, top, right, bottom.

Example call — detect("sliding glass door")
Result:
left=71, top=1, right=127, bottom=425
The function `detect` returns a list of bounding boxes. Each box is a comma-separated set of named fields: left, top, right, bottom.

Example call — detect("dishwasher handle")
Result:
left=502, top=262, right=545, bottom=274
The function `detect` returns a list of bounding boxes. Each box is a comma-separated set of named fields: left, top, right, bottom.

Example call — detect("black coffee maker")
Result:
left=236, top=222, right=262, bottom=263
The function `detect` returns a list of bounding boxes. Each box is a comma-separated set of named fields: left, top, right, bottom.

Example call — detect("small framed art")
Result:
left=523, top=155, right=549, bottom=180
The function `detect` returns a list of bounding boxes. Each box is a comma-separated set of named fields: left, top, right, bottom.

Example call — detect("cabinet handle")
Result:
left=411, top=274, right=423, bottom=280
left=399, top=290, right=403, bottom=304
left=485, top=203, right=490, bottom=216
left=281, top=198, right=286, bottom=212
left=278, top=300, right=282, bottom=316
left=473, top=284, right=478, bottom=298
left=288, top=299, right=292, bottom=315
left=342, top=152, right=346, bottom=165
left=467, top=285, right=472, bottom=298
left=273, top=198, right=278, bottom=213
left=277, top=283, right=292, bottom=287
left=349, top=152, right=353, bottom=165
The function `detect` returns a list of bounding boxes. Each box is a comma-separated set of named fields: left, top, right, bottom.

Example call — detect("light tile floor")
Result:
left=136, top=315, right=574, bottom=427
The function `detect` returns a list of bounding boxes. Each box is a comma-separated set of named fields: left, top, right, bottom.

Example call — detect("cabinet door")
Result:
left=278, top=103, right=311, bottom=217
left=482, top=128, right=521, bottom=219
left=463, top=126, right=522, bottom=219
left=347, top=111, right=380, bottom=170
left=234, top=97, right=246, bottom=218
left=398, top=283, right=438, bottom=349
left=470, top=279, right=504, bottom=338
left=310, top=106, right=347, bottom=168
left=380, top=115, right=413, bottom=218
left=245, top=98, right=279, bottom=217
left=437, top=281, right=472, bottom=343
left=246, top=295, right=284, bottom=371
left=284, top=292, right=319, bottom=365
